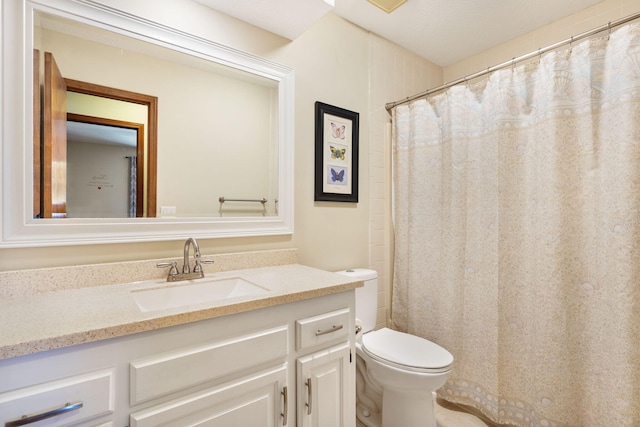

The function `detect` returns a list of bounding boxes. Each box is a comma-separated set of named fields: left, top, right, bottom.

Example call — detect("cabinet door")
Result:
left=130, top=365, right=288, bottom=427
left=297, top=342, right=351, bottom=427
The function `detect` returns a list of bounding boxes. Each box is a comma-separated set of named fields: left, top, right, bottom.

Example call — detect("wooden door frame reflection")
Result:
left=64, top=79, right=158, bottom=217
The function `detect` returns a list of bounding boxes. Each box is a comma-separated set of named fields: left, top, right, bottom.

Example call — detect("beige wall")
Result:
left=0, top=0, right=433, bottom=290
left=4, top=0, right=636, bottom=331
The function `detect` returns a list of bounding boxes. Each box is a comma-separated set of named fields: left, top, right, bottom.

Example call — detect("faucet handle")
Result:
left=157, top=261, right=179, bottom=277
left=193, top=258, right=214, bottom=274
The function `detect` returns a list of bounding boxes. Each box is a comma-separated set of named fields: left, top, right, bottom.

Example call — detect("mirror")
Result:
left=0, top=0, right=294, bottom=246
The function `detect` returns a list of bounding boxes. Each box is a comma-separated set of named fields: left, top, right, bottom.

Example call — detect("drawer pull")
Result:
left=315, top=324, right=344, bottom=336
left=5, top=401, right=83, bottom=426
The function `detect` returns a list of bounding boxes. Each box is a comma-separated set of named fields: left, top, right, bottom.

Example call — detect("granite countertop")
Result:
left=0, top=263, right=362, bottom=360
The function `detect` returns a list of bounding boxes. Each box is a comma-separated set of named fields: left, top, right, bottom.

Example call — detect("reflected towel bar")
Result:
left=219, top=197, right=267, bottom=205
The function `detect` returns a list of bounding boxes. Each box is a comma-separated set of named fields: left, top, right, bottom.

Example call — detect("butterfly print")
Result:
left=331, top=122, right=346, bottom=139
left=330, top=145, right=346, bottom=160
left=331, top=168, right=345, bottom=183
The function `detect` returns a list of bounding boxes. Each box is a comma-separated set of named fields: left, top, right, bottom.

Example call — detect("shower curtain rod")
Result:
left=385, top=10, right=640, bottom=112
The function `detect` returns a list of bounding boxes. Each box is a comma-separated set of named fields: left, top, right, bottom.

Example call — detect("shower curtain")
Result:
left=391, top=24, right=640, bottom=426
left=128, top=155, right=137, bottom=218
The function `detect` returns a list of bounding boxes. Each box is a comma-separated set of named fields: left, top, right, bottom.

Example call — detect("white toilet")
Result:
left=336, top=269, right=454, bottom=427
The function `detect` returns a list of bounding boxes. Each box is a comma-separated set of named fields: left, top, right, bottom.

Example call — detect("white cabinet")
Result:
left=130, top=365, right=288, bottom=427
left=295, top=308, right=354, bottom=427
left=129, top=324, right=289, bottom=426
left=0, top=290, right=355, bottom=427
left=297, top=343, right=351, bottom=427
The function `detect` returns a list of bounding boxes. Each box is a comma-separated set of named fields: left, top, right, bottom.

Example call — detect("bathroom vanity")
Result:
left=0, top=260, right=360, bottom=426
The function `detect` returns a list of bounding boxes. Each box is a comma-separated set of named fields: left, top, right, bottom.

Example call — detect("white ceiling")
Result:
left=196, top=0, right=603, bottom=66
left=194, top=0, right=335, bottom=40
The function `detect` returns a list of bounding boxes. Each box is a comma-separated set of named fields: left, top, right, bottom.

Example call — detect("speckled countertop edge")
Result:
left=0, top=263, right=362, bottom=360
left=0, top=248, right=299, bottom=299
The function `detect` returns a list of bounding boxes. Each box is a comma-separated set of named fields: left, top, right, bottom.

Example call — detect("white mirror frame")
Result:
left=1, top=0, right=294, bottom=247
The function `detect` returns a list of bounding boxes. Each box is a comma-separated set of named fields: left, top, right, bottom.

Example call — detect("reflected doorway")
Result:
left=67, top=114, right=144, bottom=218
left=64, top=78, right=158, bottom=218
left=34, top=49, right=158, bottom=218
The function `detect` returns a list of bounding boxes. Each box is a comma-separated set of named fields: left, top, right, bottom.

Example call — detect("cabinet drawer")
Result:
left=296, top=308, right=350, bottom=351
left=130, top=364, right=287, bottom=427
left=0, top=369, right=115, bottom=427
left=130, top=324, right=288, bottom=404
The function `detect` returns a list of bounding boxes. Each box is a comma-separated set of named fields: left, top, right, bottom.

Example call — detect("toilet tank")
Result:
left=335, top=269, right=378, bottom=333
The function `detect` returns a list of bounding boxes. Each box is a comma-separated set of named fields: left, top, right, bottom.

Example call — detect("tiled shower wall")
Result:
left=367, top=35, right=442, bottom=328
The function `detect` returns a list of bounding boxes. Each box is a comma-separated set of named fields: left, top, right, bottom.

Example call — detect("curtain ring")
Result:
left=538, top=48, right=542, bottom=63
left=569, top=36, right=573, bottom=55
left=511, top=57, right=516, bottom=72
left=608, top=21, right=612, bottom=40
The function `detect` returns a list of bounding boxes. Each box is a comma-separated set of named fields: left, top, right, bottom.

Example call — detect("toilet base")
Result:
left=356, top=352, right=382, bottom=427
left=356, top=402, right=382, bottom=427
left=382, top=388, right=436, bottom=427
left=355, top=344, right=449, bottom=427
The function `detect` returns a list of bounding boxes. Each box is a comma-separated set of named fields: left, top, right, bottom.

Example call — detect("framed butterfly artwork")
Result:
left=314, top=101, right=359, bottom=202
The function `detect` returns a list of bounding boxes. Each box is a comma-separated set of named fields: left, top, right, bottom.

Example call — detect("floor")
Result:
left=434, top=398, right=496, bottom=427
left=356, top=396, right=496, bottom=427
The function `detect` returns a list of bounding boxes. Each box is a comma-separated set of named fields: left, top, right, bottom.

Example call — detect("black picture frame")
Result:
left=314, top=101, right=359, bottom=203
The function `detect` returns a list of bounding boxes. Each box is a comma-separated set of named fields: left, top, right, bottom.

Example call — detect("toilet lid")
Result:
left=362, top=328, right=453, bottom=373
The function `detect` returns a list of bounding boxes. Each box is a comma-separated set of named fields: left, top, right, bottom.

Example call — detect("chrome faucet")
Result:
left=157, top=237, right=214, bottom=282
left=183, top=237, right=202, bottom=274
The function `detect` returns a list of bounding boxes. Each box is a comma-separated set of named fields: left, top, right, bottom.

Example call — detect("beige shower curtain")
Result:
left=391, top=24, right=640, bottom=426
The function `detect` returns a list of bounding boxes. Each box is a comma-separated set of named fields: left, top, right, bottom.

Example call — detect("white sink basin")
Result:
left=131, top=277, right=269, bottom=312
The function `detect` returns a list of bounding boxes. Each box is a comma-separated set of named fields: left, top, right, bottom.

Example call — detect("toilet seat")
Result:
left=362, top=328, right=453, bottom=374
